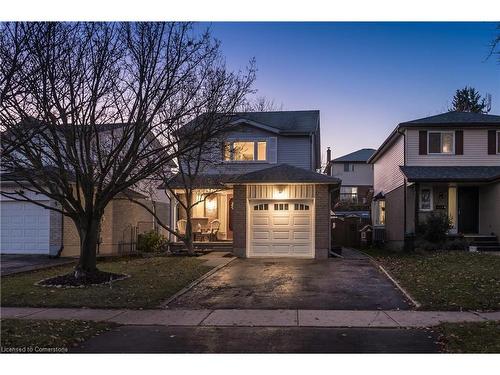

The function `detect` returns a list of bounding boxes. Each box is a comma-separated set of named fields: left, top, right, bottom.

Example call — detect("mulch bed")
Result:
left=37, top=271, right=129, bottom=288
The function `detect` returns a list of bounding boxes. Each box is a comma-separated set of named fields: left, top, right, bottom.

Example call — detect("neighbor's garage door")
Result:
left=0, top=201, right=50, bottom=254
left=249, top=200, right=313, bottom=258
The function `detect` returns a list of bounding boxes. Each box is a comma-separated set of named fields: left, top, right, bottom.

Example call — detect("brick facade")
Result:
left=314, top=184, right=331, bottom=259
left=232, top=185, right=247, bottom=258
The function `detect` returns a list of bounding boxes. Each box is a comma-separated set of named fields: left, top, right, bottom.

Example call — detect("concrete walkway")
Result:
left=2, top=307, right=499, bottom=328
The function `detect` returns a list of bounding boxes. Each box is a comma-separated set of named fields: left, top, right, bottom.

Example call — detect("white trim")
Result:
left=427, top=130, right=455, bottom=155
left=497, top=130, right=500, bottom=154
left=230, top=118, right=281, bottom=134
left=419, top=185, right=433, bottom=211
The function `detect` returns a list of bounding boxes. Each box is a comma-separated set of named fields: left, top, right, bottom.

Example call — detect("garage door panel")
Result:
left=253, top=216, right=270, bottom=226
left=0, top=201, right=50, bottom=254
left=272, top=216, right=290, bottom=226
left=249, top=200, right=314, bottom=258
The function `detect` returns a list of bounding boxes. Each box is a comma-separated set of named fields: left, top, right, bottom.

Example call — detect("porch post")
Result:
left=448, top=185, right=458, bottom=234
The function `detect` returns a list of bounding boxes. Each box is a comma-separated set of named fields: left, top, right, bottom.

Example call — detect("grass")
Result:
left=1, top=256, right=212, bottom=309
left=0, top=319, right=116, bottom=352
left=362, top=248, right=500, bottom=311
left=438, top=321, right=500, bottom=353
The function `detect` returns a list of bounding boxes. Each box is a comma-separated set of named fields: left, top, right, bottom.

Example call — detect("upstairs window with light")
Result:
left=428, top=131, right=454, bottom=154
left=224, top=140, right=267, bottom=162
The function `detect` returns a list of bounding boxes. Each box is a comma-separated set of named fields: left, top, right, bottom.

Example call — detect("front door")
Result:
left=458, top=187, right=479, bottom=234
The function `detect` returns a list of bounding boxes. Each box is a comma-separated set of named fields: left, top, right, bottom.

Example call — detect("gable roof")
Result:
left=232, top=110, right=320, bottom=134
left=332, top=148, right=376, bottom=163
left=399, top=111, right=500, bottom=127
left=368, top=111, right=500, bottom=163
left=232, top=164, right=340, bottom=184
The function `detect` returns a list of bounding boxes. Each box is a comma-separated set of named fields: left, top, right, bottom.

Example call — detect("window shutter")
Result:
left=267, top=137, right=277, bottom=163
left=455, top=130, right=463, bottom=155
left=419, top=130, right=427, bottom=155
left=488, top=130, right=496, bottom=155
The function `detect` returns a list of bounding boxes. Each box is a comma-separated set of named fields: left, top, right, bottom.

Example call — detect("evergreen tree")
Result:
left=450, top=86, right=490, bottom=113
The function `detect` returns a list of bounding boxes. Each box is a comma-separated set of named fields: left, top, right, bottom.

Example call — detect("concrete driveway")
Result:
left=0, top=255, right=75, bottom=276
left=167, top=256, right=411, bottom=310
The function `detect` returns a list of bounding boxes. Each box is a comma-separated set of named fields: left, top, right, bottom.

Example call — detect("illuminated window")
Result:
left=428, top=132, right=454, bottom=154
left=374, top=200, right=385, bottom=225
left=257, top=141, right=267, bottom=161
left=223, top=140, right=267, bottom=162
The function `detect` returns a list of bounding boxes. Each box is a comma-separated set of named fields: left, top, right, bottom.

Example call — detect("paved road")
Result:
left=167, top=257, right=411, bottom=310
left=75, top=325, right=440, bottom=353
left=0, top=255, right=75, bottom=276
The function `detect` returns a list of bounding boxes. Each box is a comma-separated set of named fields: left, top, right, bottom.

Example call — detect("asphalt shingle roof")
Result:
left=332, top=148, right=376, bottom=163
left=162, top=173, right=234, bottom=189
left=400, top=166, right=500, bottom=182
left=234, top=110, right=319, bottom=134
left=232, top=164, right=341, bottom=184
left=399, top=111, right=500, bottom=127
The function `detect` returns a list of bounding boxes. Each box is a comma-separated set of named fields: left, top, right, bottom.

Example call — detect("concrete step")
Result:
left=475, top=245, right=500, bottom=252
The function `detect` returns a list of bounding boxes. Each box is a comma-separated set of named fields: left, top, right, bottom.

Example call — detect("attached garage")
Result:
left=249, top=200, right=314, bottom=257
left=230, top=164, right=341, bottom=259
left=0, top=201, right=51, bottom=254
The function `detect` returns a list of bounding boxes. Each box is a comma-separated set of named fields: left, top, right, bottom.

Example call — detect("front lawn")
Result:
left=1, top=319, right=116, bottom=353
left=363, top=249, right=500, bottom=311
left=1, top=256, right=212, bottom=309
left=438, top=321, right=500, bottom=353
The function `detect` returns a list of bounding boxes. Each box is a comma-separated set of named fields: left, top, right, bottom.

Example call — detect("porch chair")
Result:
left=209, top=219, right=221, bottom=241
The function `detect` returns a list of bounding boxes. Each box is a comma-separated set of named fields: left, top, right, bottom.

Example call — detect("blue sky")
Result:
left=204, top=22, right=500, bottom=158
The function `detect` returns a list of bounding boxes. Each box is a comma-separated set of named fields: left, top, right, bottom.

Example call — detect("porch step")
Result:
left=474, top=244, right=500, bottom=252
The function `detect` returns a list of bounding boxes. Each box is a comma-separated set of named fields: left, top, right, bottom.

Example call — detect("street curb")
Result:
left=160, top=256, right=237, bottom=308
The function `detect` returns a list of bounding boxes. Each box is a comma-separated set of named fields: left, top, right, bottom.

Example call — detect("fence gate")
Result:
left=332, top=216, right=361, bottom=248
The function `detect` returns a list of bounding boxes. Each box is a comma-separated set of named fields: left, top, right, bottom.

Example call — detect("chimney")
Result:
left=326, top=147, right=331, bottom=163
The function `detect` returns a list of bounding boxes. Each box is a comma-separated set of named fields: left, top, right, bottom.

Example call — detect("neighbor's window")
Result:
left=224, top=140, right=267, bottom=162
left=375, top=200, right=385, bottom=225
left=343, top=163, right=354, bottom=172
left=428, top=131, right=454, bottom=154
left=340, top=186, right=358, bottom=202
left=419, top=186, right=433, bottom=211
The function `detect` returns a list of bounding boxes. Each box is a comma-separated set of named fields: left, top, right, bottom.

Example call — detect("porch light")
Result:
left=273, top=185, right=288, bottom=199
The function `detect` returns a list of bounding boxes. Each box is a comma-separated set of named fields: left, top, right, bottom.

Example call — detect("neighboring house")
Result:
left=169, top=110, right=340, bottom=258
left=368, top=111, right=500, bottom=250
left=325, top=147, right=375, bottom=209
left=0, top=123, right=171, bottom=257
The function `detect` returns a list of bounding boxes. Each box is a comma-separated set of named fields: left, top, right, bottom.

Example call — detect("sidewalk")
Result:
left=2, top=307, right=499, bottom=328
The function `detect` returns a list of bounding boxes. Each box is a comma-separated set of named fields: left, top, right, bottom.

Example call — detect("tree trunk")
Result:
left=184, top=192, right=195, bottom=255
left=74, top=216, right=101, bottom=278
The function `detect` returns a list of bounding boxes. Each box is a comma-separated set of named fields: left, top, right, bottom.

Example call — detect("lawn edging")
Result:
left=358, top=249, right=422, bottom=309
left=160, top=256, right=237, bottom=308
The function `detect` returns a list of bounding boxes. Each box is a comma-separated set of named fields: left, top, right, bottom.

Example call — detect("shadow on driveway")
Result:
left=167, top=257, right=411, bottom=310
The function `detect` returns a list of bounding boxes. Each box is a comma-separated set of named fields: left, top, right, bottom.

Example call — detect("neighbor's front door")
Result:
left=457, top=187, right=479, bottom=234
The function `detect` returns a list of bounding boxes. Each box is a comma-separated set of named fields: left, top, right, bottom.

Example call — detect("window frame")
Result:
left=427, top=131, right=455, bottom=155
left=343, top=163, right=354, bottom=172
left=223, top=139, right=268, bottom=163
left=419, top=186, right=433, bottom=212
left=497, top=130, right=500, bottom=154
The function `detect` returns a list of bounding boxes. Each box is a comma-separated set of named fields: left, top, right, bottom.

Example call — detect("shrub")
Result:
left=137, top=231, right=167, bottom=253
left=414, top=238, right=440, bottom=252
left=442, top=238, right=468, bottom=251
left=417, top=212, right=452, bottom=243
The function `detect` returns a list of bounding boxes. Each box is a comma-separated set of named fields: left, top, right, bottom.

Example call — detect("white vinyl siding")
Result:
left=331, top=162, right=373, bottom=186
left=406, top=128, right=500, bottom=166
left=373, top=134, right=405, bottom=195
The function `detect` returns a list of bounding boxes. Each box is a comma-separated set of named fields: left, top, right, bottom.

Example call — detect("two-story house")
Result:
left=369, top=111, right=500, bottom=250
left=325, top=148, right=375, bottom=209
left=169, top=110, right=340, bottom=259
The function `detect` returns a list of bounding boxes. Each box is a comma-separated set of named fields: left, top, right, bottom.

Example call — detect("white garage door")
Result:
left=249, top=200, right=314, bottom=258
left=0, top=201, right=50, bottom=254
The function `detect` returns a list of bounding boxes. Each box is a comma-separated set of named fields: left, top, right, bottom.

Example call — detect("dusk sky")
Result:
left=205, top=22, right=500, bottom=159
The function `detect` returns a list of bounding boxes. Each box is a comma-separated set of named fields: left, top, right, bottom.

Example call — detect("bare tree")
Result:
left=241, top=96, right=283, bottom=111
left=487, top=23, right=500, bottom=63
left=0, top=22, right=255, bottom=281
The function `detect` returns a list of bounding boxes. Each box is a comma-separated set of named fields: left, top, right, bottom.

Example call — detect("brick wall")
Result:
left=232, top=185, right=246, bottom=257
left=315, top=184, right=330, bottom=259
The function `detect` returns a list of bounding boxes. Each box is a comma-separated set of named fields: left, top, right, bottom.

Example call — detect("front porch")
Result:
left=400, top=166, right=500, bottom=239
